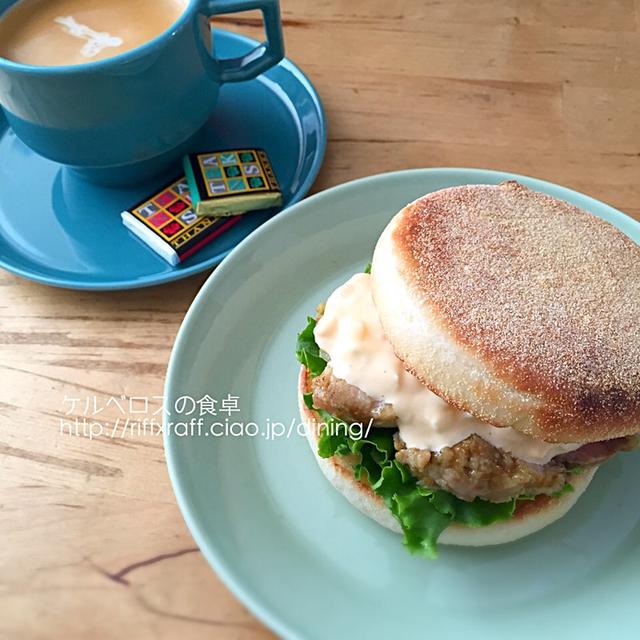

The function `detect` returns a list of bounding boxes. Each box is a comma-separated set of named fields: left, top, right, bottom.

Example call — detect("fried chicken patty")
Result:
left=395, top=434, right=569, bottom=503
left=311, top=366, right=396, bottom=426
left=312, top=368, right=637, bottom=503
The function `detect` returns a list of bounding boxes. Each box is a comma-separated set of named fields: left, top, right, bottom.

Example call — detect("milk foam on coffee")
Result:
left=0, top=0, right=187, bottom=66
left=53, top=15, right=123, bottom=59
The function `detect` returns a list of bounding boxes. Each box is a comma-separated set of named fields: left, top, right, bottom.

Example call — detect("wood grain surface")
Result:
left=1, top=2, right=639, bottom=638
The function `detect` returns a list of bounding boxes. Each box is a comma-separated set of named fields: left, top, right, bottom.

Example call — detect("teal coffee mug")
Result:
left=0, top=0, right=284, bottom=185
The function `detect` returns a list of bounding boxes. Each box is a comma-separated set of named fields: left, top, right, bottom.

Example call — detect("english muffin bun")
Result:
left=371, top=181, right=640, bottom=444
left=299, top=366, right=597, bottom=547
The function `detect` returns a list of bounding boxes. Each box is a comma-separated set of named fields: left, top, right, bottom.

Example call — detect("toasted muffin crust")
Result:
left=373, top=182, right=640, bottom=442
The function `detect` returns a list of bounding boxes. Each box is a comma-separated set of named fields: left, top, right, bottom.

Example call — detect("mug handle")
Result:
left=203, top=0, right=284, bottom=83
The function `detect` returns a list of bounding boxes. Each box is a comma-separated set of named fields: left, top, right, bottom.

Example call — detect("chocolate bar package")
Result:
left=121, top=176, right=240, bottom=266
left=183, top=149, right=282, bottom=217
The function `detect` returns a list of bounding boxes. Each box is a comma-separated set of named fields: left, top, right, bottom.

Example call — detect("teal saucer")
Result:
left=165, top=168, right=640, bottom=640
left=0, top=29, right=325, bottom=290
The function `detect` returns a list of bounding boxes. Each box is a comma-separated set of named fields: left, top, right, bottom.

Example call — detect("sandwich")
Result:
left=296, top=181, right=640, bottom=558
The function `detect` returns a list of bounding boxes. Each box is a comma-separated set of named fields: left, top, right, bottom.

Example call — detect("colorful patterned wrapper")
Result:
left=121, top=176, right=240, bottom=266
left=183, top=149, right=282, bottom=217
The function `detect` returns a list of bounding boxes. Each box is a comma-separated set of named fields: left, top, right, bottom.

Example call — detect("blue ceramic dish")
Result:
left=0, top=29, right=325, bottom=289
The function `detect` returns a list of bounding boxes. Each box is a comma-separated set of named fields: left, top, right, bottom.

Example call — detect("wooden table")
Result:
left=1, top=2, right=638, bottom=637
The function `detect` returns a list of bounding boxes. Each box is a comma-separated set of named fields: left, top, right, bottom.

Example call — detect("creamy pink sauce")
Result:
left=314, top=273, right=580, bottom=465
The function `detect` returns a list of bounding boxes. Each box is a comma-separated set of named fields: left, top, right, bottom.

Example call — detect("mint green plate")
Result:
left=165, top=169, right=640, bottom=640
